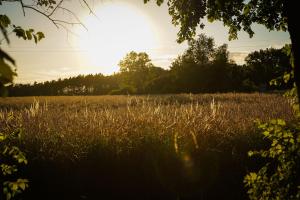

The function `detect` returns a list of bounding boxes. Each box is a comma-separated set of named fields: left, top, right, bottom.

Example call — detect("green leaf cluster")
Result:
left=245, top=44, right=300, bottom=199
left=0, top=14, right=45, bottom=96
left=245, top=119, right=300, bottom=199
left=36, top=0, right=57, bottom=9
left=13, top=26, right=45, bottom=44
left=144, top=0, right=287, bottom=43
left=3, top=179, right=29, bottom=200
left=0, top=129, right=29, bottom=200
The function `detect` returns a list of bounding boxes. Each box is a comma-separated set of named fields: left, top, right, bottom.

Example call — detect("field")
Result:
left=0, top=93, right=295, bottom=199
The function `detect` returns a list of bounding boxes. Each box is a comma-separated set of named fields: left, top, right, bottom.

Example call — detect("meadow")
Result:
left=0, top=93, right=295, bottom=199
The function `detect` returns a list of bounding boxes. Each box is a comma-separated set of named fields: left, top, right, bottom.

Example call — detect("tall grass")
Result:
left=0, top=93, right=294, bottom=199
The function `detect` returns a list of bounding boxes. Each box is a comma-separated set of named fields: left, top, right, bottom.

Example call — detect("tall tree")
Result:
left=185, top=34, right=215, bottom=65
left=245, top=47, right=291, bottom=89
left=118, top=51, right=156, bottom=93
left=119, top=51, right=153, bottom=73
left=170, top=34, right=233, bottom=92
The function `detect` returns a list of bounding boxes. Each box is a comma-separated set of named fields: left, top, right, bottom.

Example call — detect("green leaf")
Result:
left=33, top=34, right=38, bottom=44
left=19, top=182, right=26, bottom=190
left=248, top=151, right=254, bottom=157
left=12, top=182, right=18, bottom=191
left=283, top=72, right=291, bottom=83
left=6, top=192, right=11, bottom=200
left=36, top=32, right=45, bottom=41
left=0, top=15, right=12, bottom=44
left=0, top=49, right=15, bottom=66
left=0, top=133, right=6, bottom=141
left=277, top=119, right=286, bottom=126
left=0, top=15, right=11, bottom=27
left=0, top=59, right=16, bottom=84
left=207, top=16, right=214, bottom=23
left=13, top=27, right=26, bottom=40
left=243, top=5, right=250, bottom=15
left=263, top=131, right=270, bottom=137
left=25, top=30, right=32, bottom=40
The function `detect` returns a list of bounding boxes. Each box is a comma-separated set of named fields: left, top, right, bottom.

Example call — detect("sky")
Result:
left=0, top=0, right=291, bottom=84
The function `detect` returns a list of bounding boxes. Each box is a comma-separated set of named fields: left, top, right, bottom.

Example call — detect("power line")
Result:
left=2, top=41, right=289, bottom=53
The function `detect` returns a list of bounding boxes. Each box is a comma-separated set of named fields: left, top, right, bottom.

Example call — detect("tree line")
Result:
left=8, top=34, right=292, bottom=96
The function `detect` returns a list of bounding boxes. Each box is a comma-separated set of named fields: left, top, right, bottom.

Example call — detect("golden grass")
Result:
left=0, top=93, right=294, bottom=161
left=0, top=93, right=296, bottom=199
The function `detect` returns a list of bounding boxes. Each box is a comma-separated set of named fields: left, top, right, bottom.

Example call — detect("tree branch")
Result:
left=19, top=0, right=26, bottom=16
left=56, top=23, right=80, bottom=37
left=22, top=5, right=59, bottom=28
left=81, top=0, right=93, bottom=14
left=2, top=0, right=92, bottom=41
left=48, top=0, right=64, bottom=16
left=22, top=3, right=88, bottom=30
left=53, top=19, right=86, bottom=30
left=57, top=6, right=87, bottom=30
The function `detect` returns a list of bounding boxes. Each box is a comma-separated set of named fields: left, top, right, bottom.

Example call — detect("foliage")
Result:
left=145, top=0, right=287, bottom=42
left=1, top=7, right=45, bottom=200
left=0, top=128, right=29, bottom=200
left=244, top=119, right=300, bottom=199
left=1, top=0, right=90, bottom=94
left=244, top=45, right=300, bottom=199
left=246, top=45, right=292, bottom=90
left=7, top=37, right=292, bottom=96
left=0, top=15, right=45, bottom=96
left=118, top=51, right=164, bottom=93
left=119, top=51, right=153, bottom=73
left=108, top=85, right=136, bottom=95
left=184, top=34, right=216, bottom=65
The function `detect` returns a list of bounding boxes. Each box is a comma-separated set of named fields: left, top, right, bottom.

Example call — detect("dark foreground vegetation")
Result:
left=8, top=35, right=292, bottom=96
left=0, top=94, right=295, bottom=199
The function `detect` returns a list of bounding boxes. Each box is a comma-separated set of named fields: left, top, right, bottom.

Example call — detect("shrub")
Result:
left=1, top=128, right=29, bottom=200
left=244, top=119, right=300, bottom=199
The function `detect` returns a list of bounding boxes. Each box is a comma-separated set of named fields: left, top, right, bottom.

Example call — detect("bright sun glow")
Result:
left=74, top=2, right=159, bottom=75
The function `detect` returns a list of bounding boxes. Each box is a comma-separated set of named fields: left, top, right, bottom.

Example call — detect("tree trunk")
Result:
left=285, top=1, right=300, bottom=102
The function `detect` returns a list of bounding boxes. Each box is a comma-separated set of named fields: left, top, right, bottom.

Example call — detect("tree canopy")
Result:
left=145, top=0, right=287, bottom=42
left=8, top=35, right=292, bottom=96
left=145, top=0, right=298, bottom=98
left=119, top=51, right=153, bottom=73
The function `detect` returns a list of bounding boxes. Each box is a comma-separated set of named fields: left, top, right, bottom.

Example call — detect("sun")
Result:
left=74, top=2, right=159, bottom=75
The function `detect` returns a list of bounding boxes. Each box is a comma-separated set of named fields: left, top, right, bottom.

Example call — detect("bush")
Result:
left=108, top=85, right=137, bottom=95
left=1, top=128, right=29, bottom=200
left=244, top=119, right=300, bottom=199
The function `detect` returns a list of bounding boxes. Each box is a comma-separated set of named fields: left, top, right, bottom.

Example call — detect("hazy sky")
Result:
left=1, top=0, right=290, bottom=83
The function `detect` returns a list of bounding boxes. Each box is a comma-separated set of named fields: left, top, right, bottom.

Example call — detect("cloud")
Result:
left=229, top=52, right=249, bottom=65
left=152, top=54, right=178, bottom=68
left=268, top=43, right=286, bottom=49
left=15, top=66, right=85, bottom=84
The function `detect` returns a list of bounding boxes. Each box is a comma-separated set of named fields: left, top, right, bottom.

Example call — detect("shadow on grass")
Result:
left=22, top=133, right=266, bottom=200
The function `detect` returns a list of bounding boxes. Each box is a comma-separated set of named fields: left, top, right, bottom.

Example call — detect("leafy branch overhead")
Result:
left=1, top=0, right=92, bottom=30
left=13, top=27, right=45, bottom=44
left=145, top=0, right=287, bottom=42
left=0, top=0, right=91, bottom=95
left=0, top=14, right=45, bottom=96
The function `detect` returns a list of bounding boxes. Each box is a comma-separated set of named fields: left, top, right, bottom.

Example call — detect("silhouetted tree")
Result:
left=169, top=34, right=235, bottom=93
left=185, top=34, right=215, bottom=65
left=245, top=46, right=292, bottom=90
left=118, top=51, right=162, bottom=93
left=7, top=43, right=292, bottom=96
left=145, top=0, right=298, bottom=98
